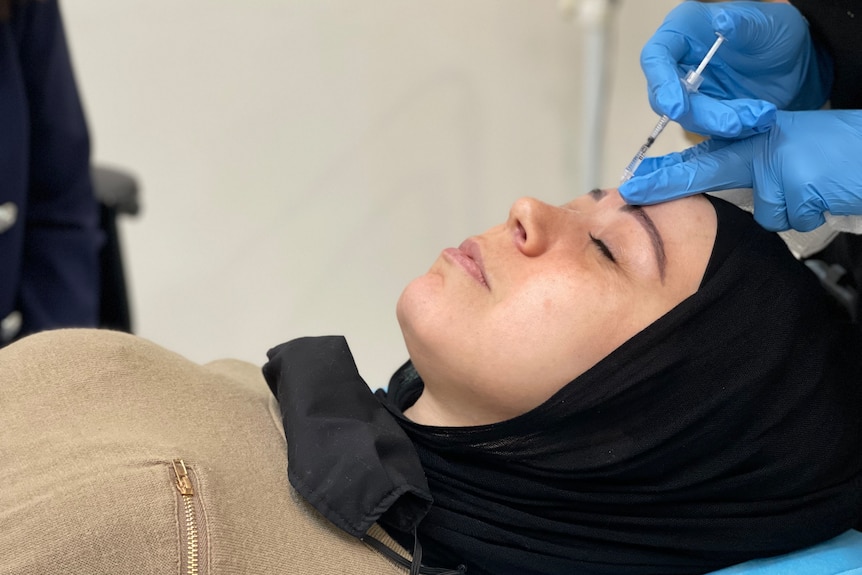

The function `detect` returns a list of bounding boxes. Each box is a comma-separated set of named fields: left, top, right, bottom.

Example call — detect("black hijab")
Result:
left=379, top=195, right=862, bottom=574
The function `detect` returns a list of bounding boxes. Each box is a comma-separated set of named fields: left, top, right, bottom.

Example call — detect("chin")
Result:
left=396, top=270, right=443, bottom=326
left=396, top=276, right=450, bottom=374
left=396, top=283, right=429, bottom=348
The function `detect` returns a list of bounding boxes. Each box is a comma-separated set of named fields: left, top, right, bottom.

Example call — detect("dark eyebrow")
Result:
left=620, top=204, right=667, bottom=282
left=588, top=189, right=667, bottom=282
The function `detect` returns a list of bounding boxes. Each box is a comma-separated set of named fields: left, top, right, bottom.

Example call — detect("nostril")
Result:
left=515, top=221, right=527, bottom=245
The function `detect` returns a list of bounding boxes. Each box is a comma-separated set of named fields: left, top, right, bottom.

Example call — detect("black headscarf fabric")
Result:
left=380, top=196, right=862, bottom=574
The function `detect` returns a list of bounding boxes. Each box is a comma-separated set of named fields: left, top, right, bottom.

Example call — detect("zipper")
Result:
left=172, top=459, right=207, bottom=575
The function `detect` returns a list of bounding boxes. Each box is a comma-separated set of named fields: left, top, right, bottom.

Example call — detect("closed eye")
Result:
left=589, top=233, right=616, bottom=263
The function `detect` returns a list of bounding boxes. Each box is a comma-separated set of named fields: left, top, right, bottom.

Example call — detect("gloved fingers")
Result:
left=676, top=94, right=777, bottom=138
left=632, top=141, right=716, bottom=176
left=641, top=2, right=720, bottom=119
left=626, top=144, right=698, bottom=182
left=712, top=4, right=775, bottom=54
left=787, top=196, right=828, bottom=232
left=641, top=29, right=692, bottom=120
left=754, top=183, right=828, bottom=232
left=724, top=98, right=777, bottom=135
left=632, top=152, right=688, bottom=176
left=619, top=139, right=753, bottom=205
left=777, top=156, right=831, bottom=232
left=713, top=2, right=810, bottom=61
left=750, top=181, right=791, bottom=232
left=628, top=138, right=727, bottom=180
left=710, top=2, right=827, bottom=110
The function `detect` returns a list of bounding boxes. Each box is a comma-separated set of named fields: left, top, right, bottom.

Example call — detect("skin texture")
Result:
left=397, top=189, right=717, bottom=427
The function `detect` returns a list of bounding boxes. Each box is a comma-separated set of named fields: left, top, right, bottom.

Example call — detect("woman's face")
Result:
left=396, top=189, right=717, bottom=426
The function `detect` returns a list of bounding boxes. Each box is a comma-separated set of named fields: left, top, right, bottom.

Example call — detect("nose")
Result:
left=507, top=197, right=560, bottom=256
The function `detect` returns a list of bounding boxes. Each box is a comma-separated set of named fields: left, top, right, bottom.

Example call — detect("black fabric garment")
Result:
left=790, top=0, right=862, bottom=110
left=262, top=336, right=433, bottom=538
left=380, top=196, right=862, bottom=575
left=264, top=197, right=862, bottom=575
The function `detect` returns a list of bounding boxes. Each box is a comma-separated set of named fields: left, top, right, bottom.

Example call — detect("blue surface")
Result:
left=709, top=530, right=862, bottom=575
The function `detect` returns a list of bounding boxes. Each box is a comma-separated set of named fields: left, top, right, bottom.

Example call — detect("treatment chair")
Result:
left=806, top=235, right=862, bottom=324
left=92, top=164, right=140, bottom=333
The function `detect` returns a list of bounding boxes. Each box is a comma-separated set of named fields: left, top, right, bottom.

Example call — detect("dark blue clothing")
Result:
left=0, top=0, right=101, bottom=343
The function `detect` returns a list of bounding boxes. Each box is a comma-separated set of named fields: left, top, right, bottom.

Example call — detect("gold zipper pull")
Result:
left=172, top=459, right=195, bottom=496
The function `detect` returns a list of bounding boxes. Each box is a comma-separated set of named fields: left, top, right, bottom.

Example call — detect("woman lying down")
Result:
left=1, top=189, right=860, bottom=575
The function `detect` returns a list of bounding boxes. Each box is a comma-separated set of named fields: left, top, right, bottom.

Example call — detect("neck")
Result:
left=403, top=388, right=501, bottom=427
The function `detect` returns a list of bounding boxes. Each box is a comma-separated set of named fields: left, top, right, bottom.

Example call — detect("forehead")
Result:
left=642, top=195, right=717, bottom=288
left=560, top=188, right=619, bottom=208
left=564, top=189, right=714, bottom=233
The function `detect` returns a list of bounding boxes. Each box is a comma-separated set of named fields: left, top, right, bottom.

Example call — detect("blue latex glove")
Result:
left=642, top=1, right=831, bottom=138
left=619, top=110, right=862, bottom=232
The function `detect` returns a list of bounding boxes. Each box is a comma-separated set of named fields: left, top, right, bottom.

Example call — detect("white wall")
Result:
left=62, top=0, right=686, bottom=387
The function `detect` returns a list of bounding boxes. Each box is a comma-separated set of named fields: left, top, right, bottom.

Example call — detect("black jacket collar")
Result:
left=262, top=336, right=432, bottom=538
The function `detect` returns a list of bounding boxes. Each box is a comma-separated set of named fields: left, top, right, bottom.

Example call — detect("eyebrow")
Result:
left=589, top=189, right=667, bottom=281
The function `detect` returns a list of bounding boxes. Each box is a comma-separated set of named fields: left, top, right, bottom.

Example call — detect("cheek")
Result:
left=463, top=296, right=620, bottom=418
left=491, top=282, right=616, bottom=366
left=397, top=267, right=651, bottom=420
left=479, top=282, right=622, bottom=396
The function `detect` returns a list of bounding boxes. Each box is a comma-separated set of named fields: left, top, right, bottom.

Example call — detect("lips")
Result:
left=443, top=238, right=489, bottom=288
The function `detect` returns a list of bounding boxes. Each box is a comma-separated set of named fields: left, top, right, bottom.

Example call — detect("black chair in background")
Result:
left=91, top=165, right=140, bottom=333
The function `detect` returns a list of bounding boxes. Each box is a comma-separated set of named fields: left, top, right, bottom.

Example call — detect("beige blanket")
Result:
left=0, top=329, right=408, bottom=574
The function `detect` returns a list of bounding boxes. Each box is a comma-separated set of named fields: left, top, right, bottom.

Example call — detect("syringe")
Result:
left=620, top=33, right=726, bottom=183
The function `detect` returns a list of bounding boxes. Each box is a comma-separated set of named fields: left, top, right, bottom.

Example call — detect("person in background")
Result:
left=0, top=0, right=101, bottom=346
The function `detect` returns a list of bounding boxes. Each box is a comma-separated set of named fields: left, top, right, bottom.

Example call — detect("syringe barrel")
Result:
left=683, top=69, right=704, bottom=92
left=649, top=115, right=671, bottom=140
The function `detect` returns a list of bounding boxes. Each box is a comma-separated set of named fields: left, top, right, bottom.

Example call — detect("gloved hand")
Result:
left=642, top=1, right=831, bottom=138
left=619, top=110, right=862, bottom=232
